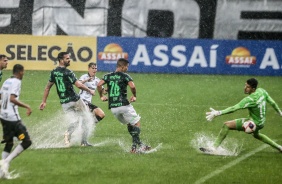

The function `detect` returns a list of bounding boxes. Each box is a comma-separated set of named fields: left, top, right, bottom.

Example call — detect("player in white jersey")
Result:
left=79, top=63, right=106, bottom=124
left=0, top=64, right=32, bottom=178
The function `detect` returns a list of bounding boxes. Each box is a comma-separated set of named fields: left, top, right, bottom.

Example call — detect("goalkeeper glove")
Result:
left=206, top=107, right=221, bottom=122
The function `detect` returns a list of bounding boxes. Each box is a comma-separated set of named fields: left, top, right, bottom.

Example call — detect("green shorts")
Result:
left=235, top=118, right=264, bottom=133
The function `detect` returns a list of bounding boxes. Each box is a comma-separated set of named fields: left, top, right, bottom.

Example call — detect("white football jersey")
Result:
left=79, top=74, right=102, bottom=102
left=0, top=77, right=22, bottom=121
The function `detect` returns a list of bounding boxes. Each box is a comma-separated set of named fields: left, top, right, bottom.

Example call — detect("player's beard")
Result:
left=64, top=61, right=70, bottom=67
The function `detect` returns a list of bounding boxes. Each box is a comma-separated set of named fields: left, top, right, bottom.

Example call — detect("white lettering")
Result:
left=209, top=45, right=218, bottom=68
left=131, top=44, right=151, bottom=66
left=188, top=46, right=208, bottom=67
left=170, top=45, right=186, bottom=67
left=152, top=45, right=169, bottom=66
left=260, top=48, right=280, bottom=69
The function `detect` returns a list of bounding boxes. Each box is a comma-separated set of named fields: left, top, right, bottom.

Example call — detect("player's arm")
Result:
left=206, top=99, right=247, bottom=121
left=74, top=80, right=95, bottom=95
left=11, top=94, right=32, bottom=116
left=39, top=81, right=54, bottom=110
left=128, top=81, right=136, bottom=102
left=97, top=80, right=107, bottom=101
left=266, top=95, right=282, bottom=116
left=79, top=76, right=92, bottom=84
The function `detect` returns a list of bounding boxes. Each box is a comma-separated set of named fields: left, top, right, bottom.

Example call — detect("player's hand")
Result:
left=26, top=106, right=32, bottom=116
left=206, top=107, right=221, bottom=121
left=39, top=102, right=46, bottom=110
left=100, top=96, right=108, bottom=101
left=89, top=89, right=95, bottom=96
left=130, top=96, right=136, bottom=102
left=279, top=111, right=282, bottom=117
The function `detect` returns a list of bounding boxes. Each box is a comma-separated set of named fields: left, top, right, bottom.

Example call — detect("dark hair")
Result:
left=57, top=52, right=69, bottom=62
left=117, top=58, right=129, bottom=67
left=0, top=54, right=7, bottom=60
left=246, top=78, right=258, bottom=89
left=13, top=64, right=24, bottom=74
left=88, top=62, right=96, bottom=68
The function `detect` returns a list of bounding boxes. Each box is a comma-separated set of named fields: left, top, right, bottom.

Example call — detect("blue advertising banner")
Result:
left=97, top=37, right=282, bottom=76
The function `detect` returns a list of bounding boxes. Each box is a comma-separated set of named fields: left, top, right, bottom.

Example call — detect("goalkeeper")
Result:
left=203, top=78, right=282, bottom=153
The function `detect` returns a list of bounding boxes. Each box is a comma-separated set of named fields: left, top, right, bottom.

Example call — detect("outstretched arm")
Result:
left=39, top=81, right=54, bottom=110
left=74, top=80, right=95, bottom=95
left=267, top=96, right=282, bottom=116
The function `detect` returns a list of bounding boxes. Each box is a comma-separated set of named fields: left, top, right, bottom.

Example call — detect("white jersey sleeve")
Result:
left=79, top=74, right=102, bottom=103
left=0, top=77, right=21, bottom=121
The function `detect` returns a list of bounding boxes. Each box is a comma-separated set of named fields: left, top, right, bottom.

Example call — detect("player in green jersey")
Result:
left=202, top=78, right=282, bottom=154
left=40, top=52, right=95, bottom=147
left=97, top=58, right=151, bottom=153
left=0, top=55, right=8, bottom=82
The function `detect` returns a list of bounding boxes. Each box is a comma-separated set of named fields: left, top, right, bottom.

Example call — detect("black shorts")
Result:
left=83, top=100, right=98, bottom=112
left=0, top=118, right=31, bottom=143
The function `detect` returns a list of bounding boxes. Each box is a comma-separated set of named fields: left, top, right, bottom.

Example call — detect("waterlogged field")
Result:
left=1, top=70, right=282, bottom=184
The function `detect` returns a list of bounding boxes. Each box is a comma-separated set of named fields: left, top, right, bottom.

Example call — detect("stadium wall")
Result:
left=1, top=0, right=282, bottom=40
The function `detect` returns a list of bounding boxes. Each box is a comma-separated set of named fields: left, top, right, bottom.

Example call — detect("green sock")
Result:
left=213, top=124, right=229, bottom=148
left=254, top=133, right=281, bottom=151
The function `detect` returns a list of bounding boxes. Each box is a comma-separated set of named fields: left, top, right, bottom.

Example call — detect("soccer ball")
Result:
left=243, top=120, right=256, bottom=134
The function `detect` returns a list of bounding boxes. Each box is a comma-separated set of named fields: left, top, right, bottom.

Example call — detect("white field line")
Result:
left=194, top=144, right=269, bottom=184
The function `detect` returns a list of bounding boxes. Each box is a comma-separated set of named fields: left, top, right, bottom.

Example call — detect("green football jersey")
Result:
left=49, top=67, right=80, bottom=104
left=221, top=88, right=281, bottom=126
left=102, top=71, right=132, bottom=109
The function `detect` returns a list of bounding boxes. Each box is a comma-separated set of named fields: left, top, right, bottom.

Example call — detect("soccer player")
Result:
left=79, top=62, right=106, bottom=124
left=0, top=54, right=8, bottom=82
left=202, top=78, right=282, bottom=154
left=97, top=58, right=151, bottom=153
left=39, top=52, right=95, bottom=147
left=0, top=64, right=32, bottom=178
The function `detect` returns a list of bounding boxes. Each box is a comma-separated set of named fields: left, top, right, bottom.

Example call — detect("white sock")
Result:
left=1, top=151, right=10, bottom=160
left=5, top=144, right=24, bottom=164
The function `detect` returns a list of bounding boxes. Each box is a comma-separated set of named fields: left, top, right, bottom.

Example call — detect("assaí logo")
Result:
left=225, top=47, right=256, bottom=67
left=98, top=43, right=128, bottom=63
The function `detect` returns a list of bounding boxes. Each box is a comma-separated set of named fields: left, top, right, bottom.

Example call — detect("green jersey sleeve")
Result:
left=220, top=96, right=256, bottom=115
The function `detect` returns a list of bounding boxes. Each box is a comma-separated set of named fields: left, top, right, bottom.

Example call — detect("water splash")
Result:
left=191, top=132, right=242, bottom=156
left=0, top=170, right=20, bottom=180
left=30, top=111, right=95, bottom=149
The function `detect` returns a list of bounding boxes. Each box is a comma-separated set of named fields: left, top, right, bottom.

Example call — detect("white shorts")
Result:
left=110, top=104, right=140, bottom=125
left=61, top=98, right=88, bottom=113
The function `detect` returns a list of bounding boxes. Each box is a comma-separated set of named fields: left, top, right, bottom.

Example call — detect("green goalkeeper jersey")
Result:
left=220, top=88, right=281, bottom=126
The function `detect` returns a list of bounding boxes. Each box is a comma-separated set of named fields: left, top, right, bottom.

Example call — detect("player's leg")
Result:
left=88, top=103, right=105, bottom=123
left=123, top=105, right=151, bottom=152
left=62, top=101, right=80, bottom=145
left=0, top=119, right=14, bottom=160
left=93, top=107, right=105, bottom=123
left=213, top=119, right=242, bottom=148
left=1, top=120, right=32, bottom=177
left=253, top=131, right=282, bottom=152
left=76, top=99, right=94, bottom=146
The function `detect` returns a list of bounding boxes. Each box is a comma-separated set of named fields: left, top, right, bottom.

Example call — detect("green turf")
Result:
left=1, top=70, right=282, bottom=183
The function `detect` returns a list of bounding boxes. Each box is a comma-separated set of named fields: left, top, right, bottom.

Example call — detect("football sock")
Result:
left=254, top=133, right=281, bottom=151
left=5, top=144, right=24, bottom=163
left=95, top=115, right=103, bottom=122
left=1, top=151, right=9, bottom=160
left=127, top=125, right=142, bottom=147
left=213, top=124, right=229, bottom=148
